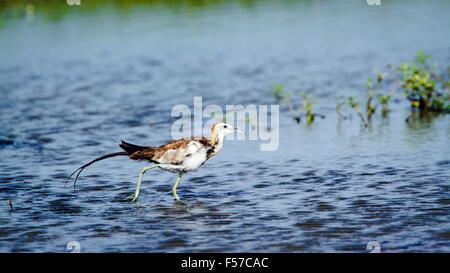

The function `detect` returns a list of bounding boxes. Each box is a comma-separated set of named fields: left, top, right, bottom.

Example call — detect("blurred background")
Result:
left=0, top=0, right=449, bottom=252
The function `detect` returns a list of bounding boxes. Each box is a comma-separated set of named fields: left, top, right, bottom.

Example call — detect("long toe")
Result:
left=125, top=194, right=138, bottom=202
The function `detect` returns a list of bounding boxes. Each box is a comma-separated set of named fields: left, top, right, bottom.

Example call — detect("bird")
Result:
left=66, top=122, right=244, bottom=202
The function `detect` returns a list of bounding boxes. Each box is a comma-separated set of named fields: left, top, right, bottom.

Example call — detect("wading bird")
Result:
left=67, top=122, right=244, bottom=202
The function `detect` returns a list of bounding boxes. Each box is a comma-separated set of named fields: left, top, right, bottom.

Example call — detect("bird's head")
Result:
left=209, top=122, right=244, bottom=145
left=212, top=122, right=244, bottom=136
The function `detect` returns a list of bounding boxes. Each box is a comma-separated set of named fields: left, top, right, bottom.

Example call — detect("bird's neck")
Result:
left=208, top=131, right=224, bottom=155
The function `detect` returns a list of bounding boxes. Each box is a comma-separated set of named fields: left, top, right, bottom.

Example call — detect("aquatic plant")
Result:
left=345, top=64, right=405, bottom=126
left=271, top=84, right=285, bottom=101
left=376, top=64, right=400, bottom=117
left=272, top=84, right=323, bottom=125
left=378, top=93, right=391, bottom=117
left=272, top=84, right=300, bottom=123
left=336, top=96, right=348, bottom=120
left=346, top=72, right=386, bottom=127
left=366, top=77, right=376, bottom=122
left=298, top=91, right=319, bottom=125
left=348, top=96, right=369, bottom=127
left=276, top=50, right=447, bottom=128
left=398, top=49, right=449, bottom=112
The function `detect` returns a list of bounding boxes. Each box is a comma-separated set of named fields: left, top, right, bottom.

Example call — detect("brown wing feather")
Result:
left=159, top=137, right=207, bottom=150
left=129, top=148, right=158, bottom=162
left=129, top=137, right=211, bottom=165
left=154, top=137, right=209, bottom=164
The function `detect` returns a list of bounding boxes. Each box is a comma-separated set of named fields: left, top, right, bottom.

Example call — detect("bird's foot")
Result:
left=125, top=193, right=138, bottom=202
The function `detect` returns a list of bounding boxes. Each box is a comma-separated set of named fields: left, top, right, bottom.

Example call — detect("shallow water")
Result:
left=0, top=0, right=449, bottom=252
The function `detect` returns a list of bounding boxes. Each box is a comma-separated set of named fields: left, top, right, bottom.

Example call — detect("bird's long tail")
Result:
left=65, top=151, right=129, bottom=188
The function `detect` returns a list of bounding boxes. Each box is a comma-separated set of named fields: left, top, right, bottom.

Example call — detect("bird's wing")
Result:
left=151, top=137, right=208, bottom=165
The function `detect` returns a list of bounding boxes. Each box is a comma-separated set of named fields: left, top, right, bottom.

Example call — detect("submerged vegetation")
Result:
left=345, top=70, right=393, bottom=127
left=273, top=49, right=449, bottom=128
left=272, top=84, right=323, bottom=125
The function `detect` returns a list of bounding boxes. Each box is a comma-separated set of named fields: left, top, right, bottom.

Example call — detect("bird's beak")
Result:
left=234, top=128, right=245, bottom=135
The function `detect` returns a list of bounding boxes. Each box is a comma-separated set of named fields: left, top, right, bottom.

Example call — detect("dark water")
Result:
left=0, top=0, right=449, bottom=252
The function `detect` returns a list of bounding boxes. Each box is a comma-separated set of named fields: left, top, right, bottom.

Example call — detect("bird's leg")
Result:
left=172, top=173, right=183, bottom=202
left=126, top=164, right=159, bottom=202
